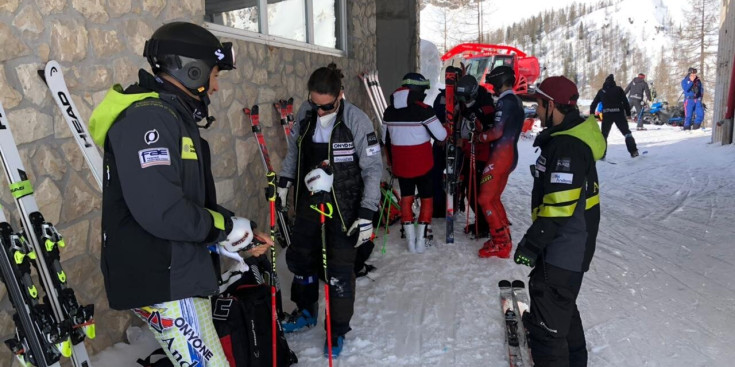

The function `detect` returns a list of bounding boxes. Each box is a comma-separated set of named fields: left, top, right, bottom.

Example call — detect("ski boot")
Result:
left=479, top=227, right=513, bottom=258
left=403, top=222, right=416, bottom=253
left=281, top=308, right=317, bottom=333
left=631, top=150, right=639, bottom=158
left=415, top=222, right=427, bottom=253
left=324, top=335, right=345, bottom=358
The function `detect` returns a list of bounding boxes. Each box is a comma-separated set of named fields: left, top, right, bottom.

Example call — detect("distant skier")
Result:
left=383, top=73, right=447, bottom=253
left=590, top=74, right=640, bottom=158
left=681, top=67, right=705, bottom=130
left=514, top=76, right=605, bottom=367
left=89, top=22, right=273, bottom=367
left=624, top=72, right=651, bottom=128
left=474, top=66, right=525, bottom=259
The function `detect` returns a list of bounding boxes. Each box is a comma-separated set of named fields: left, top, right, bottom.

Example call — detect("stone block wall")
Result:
left=0, top=0, right=377, bottom=361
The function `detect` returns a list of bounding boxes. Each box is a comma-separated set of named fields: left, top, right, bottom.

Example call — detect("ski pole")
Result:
left=265, top=170, right=278, bottom=367
left=380, top=174, right=395, bottom=254
left=310, top=197, right=334, bottom=367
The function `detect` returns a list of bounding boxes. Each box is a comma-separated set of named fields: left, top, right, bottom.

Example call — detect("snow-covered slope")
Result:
left=94, top=125, right=735, bottom=367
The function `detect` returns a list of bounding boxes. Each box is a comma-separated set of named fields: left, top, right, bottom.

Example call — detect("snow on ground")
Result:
left=95, top=124, right=735, bottom=366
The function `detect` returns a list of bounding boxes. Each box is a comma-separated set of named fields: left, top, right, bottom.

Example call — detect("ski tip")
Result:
left=511, top=280, right=525, bottom=288
left=288, top=97, right=294, bottom=103
left=243, top=107, right=251, bottom=115
left=251, top=105, right=259, bottom=114
left=499, top=280, right=512, bottom=288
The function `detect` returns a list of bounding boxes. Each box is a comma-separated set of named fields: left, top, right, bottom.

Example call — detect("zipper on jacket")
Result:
left=329, top=120, right=347, bottom=232
left=294, top=119, right=310, bottom=210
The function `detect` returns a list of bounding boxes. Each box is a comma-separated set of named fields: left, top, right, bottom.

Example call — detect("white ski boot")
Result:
left=403, top=222, right=416, bottom=253
left=415, top=223, right=427, bottom=254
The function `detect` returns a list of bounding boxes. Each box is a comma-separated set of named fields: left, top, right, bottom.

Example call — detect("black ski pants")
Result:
left=524, top=261, right=588, bottom=367
left=601, top=112, right=637, bottom=157
left=286, top=210, right=357, bottom=337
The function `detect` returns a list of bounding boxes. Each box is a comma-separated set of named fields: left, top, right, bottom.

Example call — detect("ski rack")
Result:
left=0, top=102, right=94, bottom=367
left=359, top=70, right=389, bottom=141
left=38, top=61, right=104, bottom=189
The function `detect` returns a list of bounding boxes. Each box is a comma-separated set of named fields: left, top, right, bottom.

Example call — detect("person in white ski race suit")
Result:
left=383, top=73, right=447, bottom=253
left=90, top=22, right=273, bottom=367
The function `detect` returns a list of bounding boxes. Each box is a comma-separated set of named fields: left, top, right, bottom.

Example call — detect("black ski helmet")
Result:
left=143, top=22, right=235, bottom=97
left=485, top=66, right=515, bottom=95
left=401, top=72, right=430, bottom=91
left=456, top=75, right=479, bottom=103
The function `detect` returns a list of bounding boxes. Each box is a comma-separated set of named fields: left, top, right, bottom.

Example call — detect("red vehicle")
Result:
left=441, top=43, right=540, bottom=95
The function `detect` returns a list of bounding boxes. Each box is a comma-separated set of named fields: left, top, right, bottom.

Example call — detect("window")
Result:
left=204, top=0, right=347, bottom=56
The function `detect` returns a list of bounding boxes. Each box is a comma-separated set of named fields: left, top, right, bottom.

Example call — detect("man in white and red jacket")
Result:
left=383, top=73, right=448, bottom=253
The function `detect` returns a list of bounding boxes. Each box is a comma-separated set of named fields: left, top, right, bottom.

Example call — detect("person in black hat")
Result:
left=590, top=74, right=640, bottom=158
left=681, top=67, right=705, bottom=130
left=383, top=72, right=447, bottom=253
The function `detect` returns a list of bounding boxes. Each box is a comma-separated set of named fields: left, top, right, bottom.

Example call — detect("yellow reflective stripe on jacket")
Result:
left=543, top=187, right=581, bottom=205
left=538, top=202, right=577, bottom=218
left=586, top=193, right=600, bottom=209
left=206, top=209, right=225, bottom=230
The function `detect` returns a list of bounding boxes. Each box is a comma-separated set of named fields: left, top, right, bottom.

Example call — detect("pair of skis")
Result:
left=0, top=99, right=95, bottom=366
left=498, top=280, right=533, bottom=367
left=359, top=70, right=388, bottom=128
left=444, top=68, right=461, bottom=244
left=273, top=98, right=295, bottom=144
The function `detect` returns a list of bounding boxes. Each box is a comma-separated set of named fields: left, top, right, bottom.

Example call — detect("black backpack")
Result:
left=212, top=258, right=298, bottom=367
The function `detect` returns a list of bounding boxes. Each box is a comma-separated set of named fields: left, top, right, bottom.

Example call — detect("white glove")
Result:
left=304, top=162, right=333, bottom=193
left=277, top=187, right=289, bottom=209
left=219, top=217, right=255, bottom=252
left=347, top=218, right=373, bottom=248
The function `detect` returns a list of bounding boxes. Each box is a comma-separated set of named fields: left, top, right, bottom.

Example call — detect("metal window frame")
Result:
left=204, top=0, right=347, bottom=57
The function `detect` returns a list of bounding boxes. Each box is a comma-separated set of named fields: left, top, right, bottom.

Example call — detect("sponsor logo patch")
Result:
left=333, top=142, right=354, bottom=149
left=144, top=129, right=159, bottom=145
left=139, top=147, right=171, bottom=168
left=555, top=158, right=571, bottom=171
left=366, top=145, right=381, bottom=156
left=134, top=307, right=175, bottom=333
left=366, top=132, right=379, bottom=146
left=181, top=137, right=197, bottom=160
left=550, top=172, right=574, bottom=184
left=334, top=156, right=354, bottom=163
left=334, top=148, right=355, bottom=156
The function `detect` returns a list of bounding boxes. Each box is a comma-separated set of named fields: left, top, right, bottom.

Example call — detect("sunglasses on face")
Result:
left=308, top=96, right=339, bottom=111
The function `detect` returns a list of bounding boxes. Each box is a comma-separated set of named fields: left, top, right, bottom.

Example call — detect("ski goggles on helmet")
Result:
left=144, top=39, right=236, bottom=71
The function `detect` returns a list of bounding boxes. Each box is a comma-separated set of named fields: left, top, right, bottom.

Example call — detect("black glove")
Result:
left=513, top=236, right=543, bottom=268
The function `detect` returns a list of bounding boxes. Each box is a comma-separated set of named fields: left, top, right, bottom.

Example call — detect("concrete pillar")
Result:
left=376, top=0, right=420, bottom=98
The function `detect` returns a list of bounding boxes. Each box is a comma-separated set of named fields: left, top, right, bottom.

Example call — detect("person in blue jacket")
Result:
left=681, top=67, right=704, bottom=130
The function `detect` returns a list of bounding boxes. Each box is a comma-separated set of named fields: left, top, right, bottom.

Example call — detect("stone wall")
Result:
left=0, top=0, right=377, bottom=361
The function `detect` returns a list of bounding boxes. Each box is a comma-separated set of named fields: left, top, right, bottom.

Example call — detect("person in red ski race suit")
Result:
left=383, top=73, right=447, bottom=253
left=472, top=66, right=525, bottom=258
left=455, top=75, right=494, bottom=240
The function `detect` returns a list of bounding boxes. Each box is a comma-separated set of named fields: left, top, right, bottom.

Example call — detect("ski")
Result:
left=39, top=61, right=103, bottom=190
left=499, top=280, right=525, bottom=367
left=243, top=106, right=293, bottom=249
left=444, top=68, right=460, bottom=244
left=0, top=107, right=71, bottom=367
left=511, top=280, right=534, bottom=366
left=274, top=98, right=295, bottom=144
left=0, top=103, right=95, bottom=367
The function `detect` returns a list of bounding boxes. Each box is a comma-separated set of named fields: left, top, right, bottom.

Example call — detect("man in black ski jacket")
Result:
left=590, top=74, right=639, bottom=158
left=89, top=22, right=272, bottom=367
left=624, top=73, right=652, bottom=127
left=514, top=76, right=606, bottom=367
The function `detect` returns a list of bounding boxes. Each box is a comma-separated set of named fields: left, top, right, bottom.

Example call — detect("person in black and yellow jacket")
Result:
left=513, top=76, right=606, bottom=367
left=90, top=22, right=272, bottom=367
